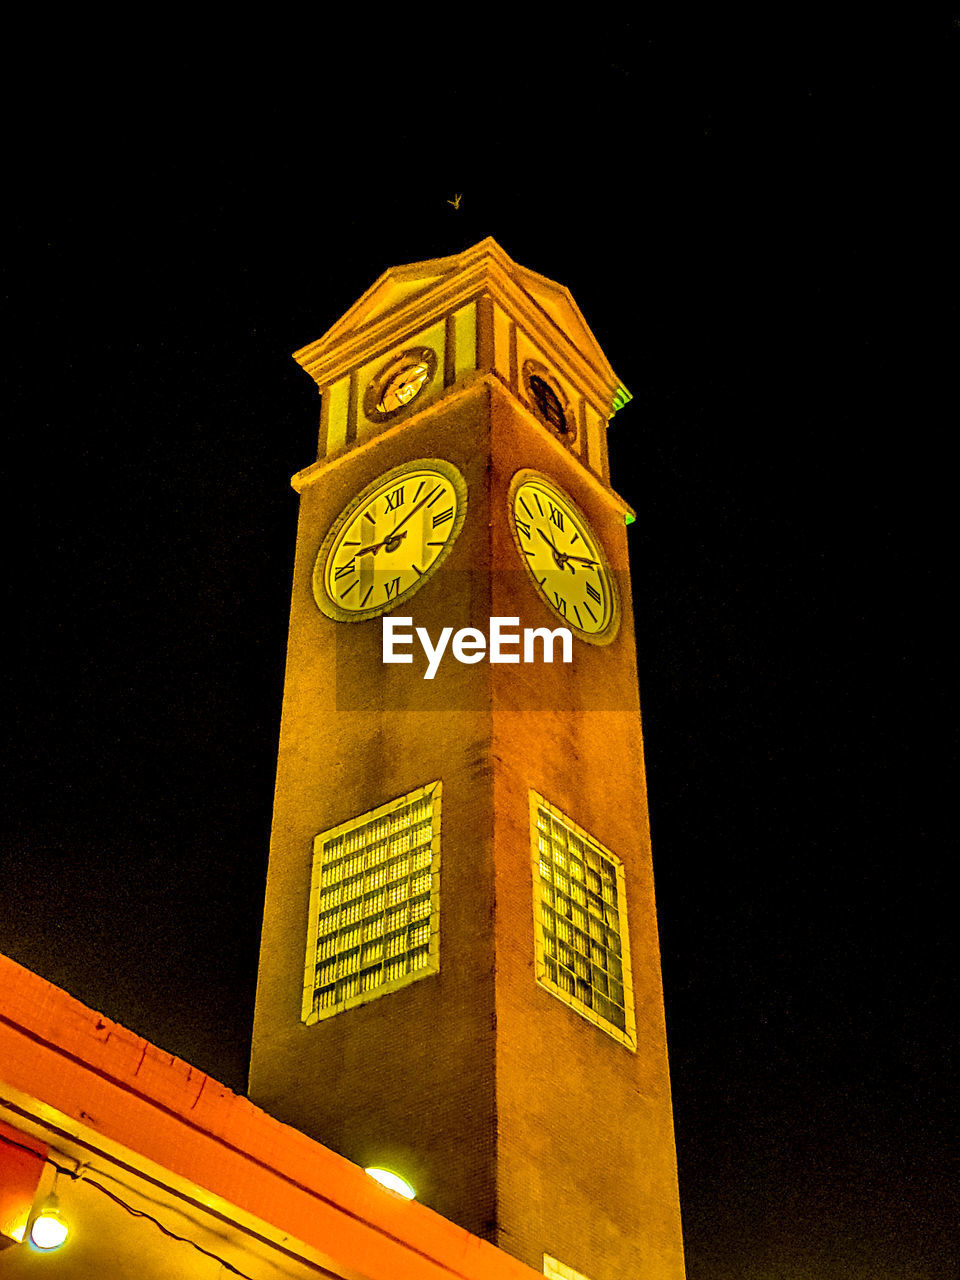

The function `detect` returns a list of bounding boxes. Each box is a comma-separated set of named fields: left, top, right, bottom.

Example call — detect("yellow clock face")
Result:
left=314, top=459, right=467, bottom=621
left=377, top=362, right=431, bottom=413
left=509, top=473, right=619, bottom=641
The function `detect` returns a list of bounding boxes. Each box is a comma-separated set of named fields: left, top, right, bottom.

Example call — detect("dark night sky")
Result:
left=2, top=17, right=956, bottom=1280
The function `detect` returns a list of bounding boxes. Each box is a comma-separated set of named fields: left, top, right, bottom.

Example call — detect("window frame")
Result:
left=302, top=782, right=441, bottom=1024
left=529, top=790, right=637, bottom=1051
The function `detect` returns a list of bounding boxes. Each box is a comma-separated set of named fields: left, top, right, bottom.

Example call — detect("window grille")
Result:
left=302, top=783, right=440, bottom=1023
left=530, top=792, right=636, bottom=1050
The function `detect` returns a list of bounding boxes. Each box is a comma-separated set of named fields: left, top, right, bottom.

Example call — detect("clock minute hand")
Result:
left=537, top=527, right=568, bottom=568
left=363, top=481, right=445, bottom=552
left=354, top=486, right=441, bottom=556
left=381, top=487, right=441, bottom=541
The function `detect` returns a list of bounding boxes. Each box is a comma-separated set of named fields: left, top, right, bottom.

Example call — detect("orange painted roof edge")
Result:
left=0, top=953, right=539, bottom=1280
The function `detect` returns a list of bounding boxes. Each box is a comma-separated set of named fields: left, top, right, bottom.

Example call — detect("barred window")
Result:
left=530, top=792, right=636, bottom=1050
left=302, top=783, right=440, bottom=1023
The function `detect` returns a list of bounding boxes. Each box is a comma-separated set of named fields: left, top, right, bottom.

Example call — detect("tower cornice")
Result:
left=290, top=373, right=637, bottom=523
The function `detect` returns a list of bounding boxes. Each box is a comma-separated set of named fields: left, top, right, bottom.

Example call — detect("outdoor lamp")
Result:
left=30, top=1192, right=68, bottom=1250
left=364, top=1167, right=416, bottom=1199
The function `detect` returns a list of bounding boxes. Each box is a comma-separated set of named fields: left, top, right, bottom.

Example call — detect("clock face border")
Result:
left=507, top=469, right=621, bottom=646
left=313, top=457, right=468, bottom=623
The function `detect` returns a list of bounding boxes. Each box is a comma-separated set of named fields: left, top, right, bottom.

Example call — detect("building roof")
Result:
left=0, top=952, right=540, bottom=1279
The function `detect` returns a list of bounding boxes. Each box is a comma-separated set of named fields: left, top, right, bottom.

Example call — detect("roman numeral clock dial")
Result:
left=508, top=473, right=620, bottom=642
left=313, top=460, right=467, bottom=621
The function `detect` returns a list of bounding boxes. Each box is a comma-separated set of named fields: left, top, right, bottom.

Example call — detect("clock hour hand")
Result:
left=355, top=529, right=409, bottom=556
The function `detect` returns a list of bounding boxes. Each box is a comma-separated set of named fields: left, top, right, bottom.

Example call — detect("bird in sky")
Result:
left=447, top=194, right=462, bottom=210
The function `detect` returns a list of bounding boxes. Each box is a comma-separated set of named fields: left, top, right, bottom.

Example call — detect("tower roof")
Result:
left=293, top=238, right=630, bottom=415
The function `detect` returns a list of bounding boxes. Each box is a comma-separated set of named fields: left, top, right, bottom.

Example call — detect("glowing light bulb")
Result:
left=30, top=1194, right=68, bottom=1250
left=364, top=1167, right=416, bottom=1199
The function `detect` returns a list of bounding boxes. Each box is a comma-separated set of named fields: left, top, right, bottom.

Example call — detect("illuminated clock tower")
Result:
left=249, top=238, right=686, bottom=1279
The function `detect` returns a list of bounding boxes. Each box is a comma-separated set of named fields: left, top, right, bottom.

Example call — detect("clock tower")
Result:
left=249, top=239, right=686, bottom=1279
